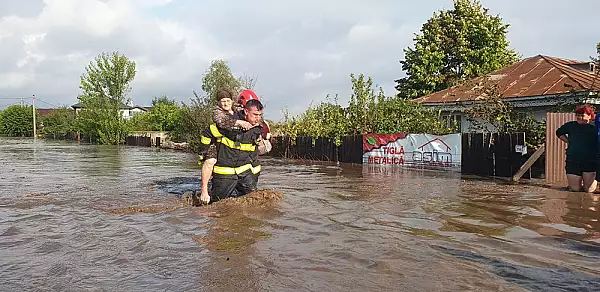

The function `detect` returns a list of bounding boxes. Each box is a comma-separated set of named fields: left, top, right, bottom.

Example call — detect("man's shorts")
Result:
left=565, top=159, right=596, bottom=176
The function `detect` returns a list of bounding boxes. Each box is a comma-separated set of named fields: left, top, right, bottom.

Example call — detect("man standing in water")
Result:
left=199, top=99, right=270, bottom=203
left=198, top=89, right=255, bottom=204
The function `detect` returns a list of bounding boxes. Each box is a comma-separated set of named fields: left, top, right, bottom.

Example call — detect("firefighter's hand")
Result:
left=200, top=191, right=210, bottom=205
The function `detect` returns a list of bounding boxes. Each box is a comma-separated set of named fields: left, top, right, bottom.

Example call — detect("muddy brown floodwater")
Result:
left=1, top=137, right=600, bottom=291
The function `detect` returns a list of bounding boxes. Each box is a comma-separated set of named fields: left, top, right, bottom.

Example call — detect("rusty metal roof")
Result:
left=414, top=55, right=600, bottom=104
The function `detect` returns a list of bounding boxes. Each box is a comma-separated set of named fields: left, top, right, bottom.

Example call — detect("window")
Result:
left=441, top=114, right=462, bottom=132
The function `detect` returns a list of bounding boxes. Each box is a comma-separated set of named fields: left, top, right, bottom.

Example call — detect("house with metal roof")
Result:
left=414, top=55, right=600, bottom=132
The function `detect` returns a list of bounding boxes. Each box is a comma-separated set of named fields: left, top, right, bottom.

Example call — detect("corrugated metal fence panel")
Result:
left=546, top=113, right=575, bottom=185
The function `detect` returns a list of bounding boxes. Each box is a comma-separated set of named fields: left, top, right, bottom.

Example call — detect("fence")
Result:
left=545, top=113, right=575, bottom=185
left=125, top=136, right=152, bottom=147
left=269, top=136, right=363, bottom=164
left=460, top=132, right=543, bottom=178
left=269, top=132, right=544, bottom=179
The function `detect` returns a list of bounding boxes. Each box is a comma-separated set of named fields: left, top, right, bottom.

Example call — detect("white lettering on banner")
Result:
left=363, top=134, right=462, bottom=169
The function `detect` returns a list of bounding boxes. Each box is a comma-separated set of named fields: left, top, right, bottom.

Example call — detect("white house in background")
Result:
left=71, top=102, right=152, bottom=120
left=414, top=55, right=600, bottom=132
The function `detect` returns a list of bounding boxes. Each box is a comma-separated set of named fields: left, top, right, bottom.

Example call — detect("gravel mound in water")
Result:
left=182, top=188, right=283, bottom=208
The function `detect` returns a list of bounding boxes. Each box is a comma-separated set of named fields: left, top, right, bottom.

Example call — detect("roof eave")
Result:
left=421, top=92, right=599, bottom=111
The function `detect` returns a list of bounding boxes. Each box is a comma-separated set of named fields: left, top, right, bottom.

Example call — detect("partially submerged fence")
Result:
left=125, top=136, right=152, bottom=147
left=270, top=136, right=363, bottom=164
left=545, top=113, right=575, bottom=185
left=270, top=132, right=544, bottom=179
left=125, top=131, right=168, bottom=147
left=460, top=133, right=543, bottom=179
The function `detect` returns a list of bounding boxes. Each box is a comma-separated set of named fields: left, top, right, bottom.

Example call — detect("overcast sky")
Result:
left=0, top=0, right=598, bottom=119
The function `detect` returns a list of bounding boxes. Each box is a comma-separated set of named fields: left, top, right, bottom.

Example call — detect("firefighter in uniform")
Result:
left=199, top=98, right=269, bottom=203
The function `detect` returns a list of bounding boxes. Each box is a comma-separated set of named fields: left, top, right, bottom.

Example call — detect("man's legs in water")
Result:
left=235, top=171, right=259, bottom=197
left=200, top=158, right=216, bottom=203
left=210, top=175, right=238, bottom=202
left=199, top=144, right=219, bottom=204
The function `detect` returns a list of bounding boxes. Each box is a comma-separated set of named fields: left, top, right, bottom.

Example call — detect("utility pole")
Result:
left=32, top=94, right=37, bottom=139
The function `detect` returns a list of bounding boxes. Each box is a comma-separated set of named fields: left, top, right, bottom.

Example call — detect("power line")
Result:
left=36, top=98, right=61, bottom=108
left=0, top=100, right=34, bottom=107
left=0, top=97, right=26, bottom=100
left=0, top=102, right=22, bottom=108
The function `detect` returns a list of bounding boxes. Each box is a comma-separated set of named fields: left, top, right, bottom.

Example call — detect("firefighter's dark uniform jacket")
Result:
left=200, top=122, right=263, bottom=202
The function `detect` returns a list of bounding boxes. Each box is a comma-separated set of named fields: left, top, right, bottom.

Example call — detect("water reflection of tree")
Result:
left=79, top=145, right=124, bottom=178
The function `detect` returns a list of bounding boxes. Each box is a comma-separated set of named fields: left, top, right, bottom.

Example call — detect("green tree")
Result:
left=238, top=72, right=257, bottom=90
left=40, top=107, right=76, bottom=139
left=76, top=51, right=136, bottom=144
left=371, top=97, right=453, bottom=134
left=180, top=60, right=243, bottom=153
left=591, top=42, right=600, bottom=96
left=126, top=111, right=152, bottom=132
left=463, top=80, right=545, bottom=147
left=346, top=74, right=377, bottom=135
left=201, top=60, right=241, bottom=104
left=274, top=73, right=455, bottom=143
left=395, top=0, right=519, bottom=99
left=290, top=95, right=349, bottom=145
left=147, top=96, right=181, bottom=131
left=0, top=105, right=37, bottom=137
left=177, top=96, right=211, bottom=153
left=593, top=42, right=600, bottom=64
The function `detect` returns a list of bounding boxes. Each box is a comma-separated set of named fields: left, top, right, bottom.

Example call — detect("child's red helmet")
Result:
left=238, top=89, right=260, bottom=107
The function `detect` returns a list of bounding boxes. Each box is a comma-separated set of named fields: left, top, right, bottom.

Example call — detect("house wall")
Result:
left=74, top=108, right=146, bottom=120
left=442, top=108, right=549, bottom=133
left=130, top=108, right=146, bottom=115
left=122, top=108, right=147, bottom=120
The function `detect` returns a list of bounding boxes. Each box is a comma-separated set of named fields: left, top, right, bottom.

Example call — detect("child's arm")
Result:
left=212, top=106, right=252, bottom=130
left=212, top=106, right=237, bottom=130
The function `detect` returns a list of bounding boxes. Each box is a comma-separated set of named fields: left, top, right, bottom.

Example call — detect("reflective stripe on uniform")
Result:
left=210, top=124, right=223, bottom=138
left=209, top=123, right=256, bottom=152
left=213, top=164, right=261, bottom=175
left=200, top=136, right=213, bottom=145
left=219, top=136, right=256, bottom=152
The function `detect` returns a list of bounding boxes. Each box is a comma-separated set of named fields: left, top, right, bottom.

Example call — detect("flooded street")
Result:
left=1, top=137, right=600, bottom=291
